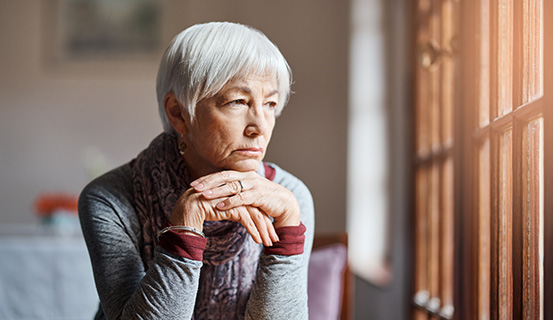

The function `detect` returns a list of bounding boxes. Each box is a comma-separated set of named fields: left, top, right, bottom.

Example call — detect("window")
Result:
left=412, top=0, right=456, bottom=318
left=347, top=0, right=390, bottom=284
left=412, top=0, right=552, bottom=318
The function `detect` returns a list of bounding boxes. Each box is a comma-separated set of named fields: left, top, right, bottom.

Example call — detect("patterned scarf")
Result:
left=131, top=132, right=262, bottom=319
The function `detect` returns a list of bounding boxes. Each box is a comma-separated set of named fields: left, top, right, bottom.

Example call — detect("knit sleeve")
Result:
left=245, top=164, right=314, bottom=320
left=78, top=165, right=203, bottom=320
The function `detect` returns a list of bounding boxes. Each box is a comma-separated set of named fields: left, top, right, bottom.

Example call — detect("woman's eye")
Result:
left=265, top=102, right=277, bottom=109
left=227, top=99, right=247, bottom=107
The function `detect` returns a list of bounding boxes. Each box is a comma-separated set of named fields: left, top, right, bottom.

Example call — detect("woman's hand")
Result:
left=190, top=170, right=301, bottom=229
left=168, top=186, right=279, bottom=246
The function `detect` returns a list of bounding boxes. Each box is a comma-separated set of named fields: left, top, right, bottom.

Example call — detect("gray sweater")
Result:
left=79, top=162, right=314, bottom=320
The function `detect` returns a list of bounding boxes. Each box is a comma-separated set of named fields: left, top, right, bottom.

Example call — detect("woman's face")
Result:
left=182, top=74, right=278, bottom=178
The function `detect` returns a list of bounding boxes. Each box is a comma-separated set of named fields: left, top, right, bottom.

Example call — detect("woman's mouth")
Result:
left=234, top=147, right=263, bottom=156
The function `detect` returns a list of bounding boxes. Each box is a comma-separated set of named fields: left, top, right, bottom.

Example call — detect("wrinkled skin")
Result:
left=164, top=75, right=300, bottom=245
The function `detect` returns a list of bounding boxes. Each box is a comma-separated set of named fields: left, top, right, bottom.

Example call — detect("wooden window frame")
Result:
left=455, top=0, right=553, bottom=318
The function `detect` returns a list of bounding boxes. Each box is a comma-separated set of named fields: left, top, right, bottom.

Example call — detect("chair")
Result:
left=308, top=232, right=351, bottom=320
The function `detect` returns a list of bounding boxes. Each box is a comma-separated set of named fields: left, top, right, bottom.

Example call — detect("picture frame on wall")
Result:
left=42, top=0, right=164, bottom=72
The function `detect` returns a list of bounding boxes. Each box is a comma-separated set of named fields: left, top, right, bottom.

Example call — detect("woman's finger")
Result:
left=264, top=214, right=279, bottom=242
left=216, top=191, right=257, bottom=211
left=191, top=170, right=259, bottom=192
left=201, top=179, right=249, bottom=199
left=208, top=203, right=274, bottom=246
left=210, top=206, right=262, bottom=245
left=247, top=207, right=273, bottom=246
left=234, top=207, right=266, bottom=245
left=193, top=170, right=301, bottom=229
left=190, top=170, right=243, bottom=191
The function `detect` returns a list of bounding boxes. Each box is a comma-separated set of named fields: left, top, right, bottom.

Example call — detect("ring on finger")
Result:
left=238, top=180, right=245, bottom=193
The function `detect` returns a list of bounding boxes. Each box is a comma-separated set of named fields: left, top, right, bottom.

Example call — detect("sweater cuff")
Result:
left=158, top=230, right=207, bottom=261
left=263, top=223, right=306, bottom=256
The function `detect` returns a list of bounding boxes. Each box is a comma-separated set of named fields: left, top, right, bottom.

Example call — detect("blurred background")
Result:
left=0, top=0, right=412, bottom=319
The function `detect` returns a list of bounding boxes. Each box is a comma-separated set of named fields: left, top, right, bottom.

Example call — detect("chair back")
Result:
left=309, top=232, right=351, bottom=320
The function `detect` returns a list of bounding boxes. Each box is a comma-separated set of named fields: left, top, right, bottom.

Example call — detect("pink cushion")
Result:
left=308, top=243, right=347, bottom=319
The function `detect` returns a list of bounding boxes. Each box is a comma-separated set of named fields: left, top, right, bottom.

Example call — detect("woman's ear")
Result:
left=164, top=92, right=188, bottom=135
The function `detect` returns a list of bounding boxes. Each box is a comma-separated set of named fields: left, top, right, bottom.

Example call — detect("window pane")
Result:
left=523, top=118, right=544, bottom=319
left=416, top=68, right=430, bottom=156
left=429, top=5, right=441, bottom=149
left=414, top=166, right=429, bottom=319
left=441, top=0, right=455, bottom=143
left=514, top=0, right=544, bottom=106
left=440, top=156, right=454, bottom=308
left=429, top=163, right=440, bottom=299
left=491, top=0, right=513, bottom=117
left=416, top=0, right=431, bottom=156
left=479, top=0, right=491, bottom=127
left=478, top=138, right=491, bottom=319
left=497, top=129, right=513, bottom=319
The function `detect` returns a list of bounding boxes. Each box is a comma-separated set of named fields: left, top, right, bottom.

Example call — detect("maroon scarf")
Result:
left=131, top=132, right=263, bottom=319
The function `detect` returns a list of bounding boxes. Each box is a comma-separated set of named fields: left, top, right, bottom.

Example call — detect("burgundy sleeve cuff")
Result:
left=158, top=230, right=207, bottom=261
left=263, top=223, right=306, bottom=256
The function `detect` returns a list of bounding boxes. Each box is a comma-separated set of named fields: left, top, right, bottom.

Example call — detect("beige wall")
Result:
left=0, top=0, right=349, bottom=233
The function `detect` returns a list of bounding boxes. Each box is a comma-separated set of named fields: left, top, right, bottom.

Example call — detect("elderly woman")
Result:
left=79, top=22, right=314, bottom=320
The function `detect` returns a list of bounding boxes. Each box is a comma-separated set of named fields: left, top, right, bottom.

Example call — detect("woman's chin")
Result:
left=225, top=159, right=262, bottom=172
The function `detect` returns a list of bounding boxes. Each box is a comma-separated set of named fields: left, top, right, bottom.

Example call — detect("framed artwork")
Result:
left=43, top=0, right=163, bottom=66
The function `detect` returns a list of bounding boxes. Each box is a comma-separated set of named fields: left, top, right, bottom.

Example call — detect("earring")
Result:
left=178, top=141, right=187, bottom=155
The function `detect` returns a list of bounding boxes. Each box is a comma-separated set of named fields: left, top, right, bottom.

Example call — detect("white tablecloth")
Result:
left=0, top=225, right=99, bottom=320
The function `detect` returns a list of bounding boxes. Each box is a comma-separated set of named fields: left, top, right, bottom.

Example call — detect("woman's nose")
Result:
left=244, top=105, right=269, bottom=137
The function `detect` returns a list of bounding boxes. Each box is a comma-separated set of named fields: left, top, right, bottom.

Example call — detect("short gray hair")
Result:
left=156, top=22, right=292, bottom=132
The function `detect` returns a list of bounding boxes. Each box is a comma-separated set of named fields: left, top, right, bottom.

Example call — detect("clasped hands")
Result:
left=168, top=170, right=301, bottom=246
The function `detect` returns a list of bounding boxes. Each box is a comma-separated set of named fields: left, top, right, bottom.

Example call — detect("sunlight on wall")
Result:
left=347, top=0, right=390, bottom=284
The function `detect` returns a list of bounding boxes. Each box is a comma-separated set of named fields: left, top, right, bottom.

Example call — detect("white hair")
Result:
left=156, top=22, right=292, bottom=132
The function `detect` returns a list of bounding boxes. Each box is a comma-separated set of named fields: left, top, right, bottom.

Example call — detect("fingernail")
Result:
left=216, top=202, right=225, bottom=209
left=202, top=190, right=212, bottom=196
left=190, top=181, right=198, bottom=187
left=194, top=183, right=204, bottom=190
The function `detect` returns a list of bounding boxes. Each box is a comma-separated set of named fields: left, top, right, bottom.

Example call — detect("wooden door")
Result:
left=412, top=0, right=553, bottom=319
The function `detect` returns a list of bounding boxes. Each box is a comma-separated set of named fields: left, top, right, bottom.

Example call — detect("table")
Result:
left=0, top=224, right=99, bottom=319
